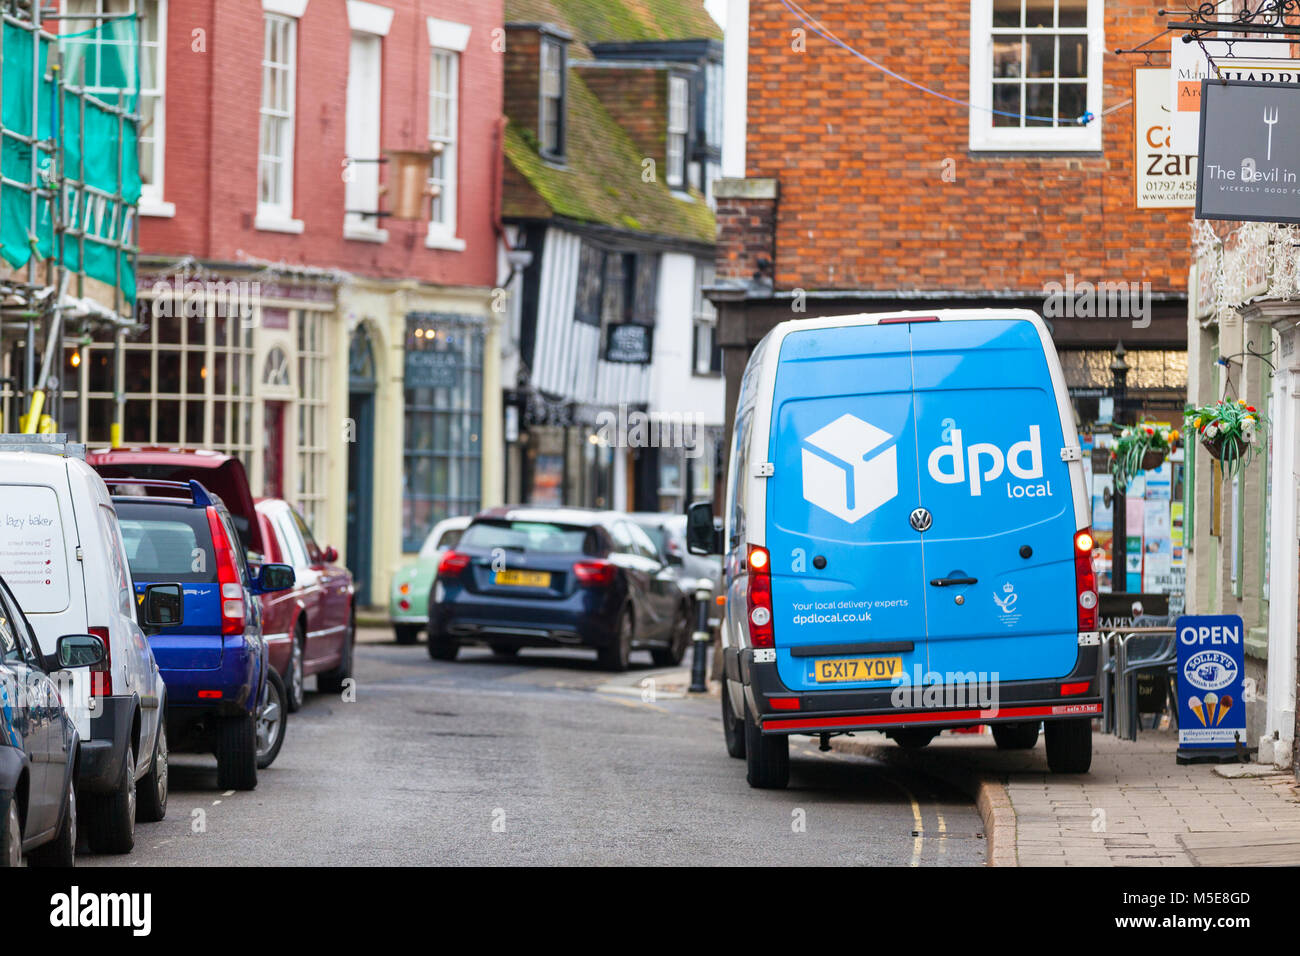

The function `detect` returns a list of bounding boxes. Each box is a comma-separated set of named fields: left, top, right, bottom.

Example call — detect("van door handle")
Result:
left=929, top=576, right=977, bottom=587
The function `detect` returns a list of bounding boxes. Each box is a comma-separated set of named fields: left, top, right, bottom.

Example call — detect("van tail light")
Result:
left=747, top=545, right=775, bottom=649
left=438, top=551, right=471, bottom=578
left=573, top=560, right=616, bottom=587
left=206, top=507, right=245, bottom=636
left=89, top=626, right=112, bottom=697
left=1074, top=529, right=1098, bottom=633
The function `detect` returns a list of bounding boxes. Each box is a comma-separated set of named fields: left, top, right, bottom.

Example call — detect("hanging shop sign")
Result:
left=605, top=323, right=653, bottom=364
left=1135, top=68, right=1195, bottom=208
left=1170, top=37, right=1273, bottom=154
left=1196, top=80, right=1300, bottom=224
left=1174, top=614, right=1247, bottom=761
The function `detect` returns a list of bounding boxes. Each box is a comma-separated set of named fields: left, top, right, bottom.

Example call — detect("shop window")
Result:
left=402, top=315, right=484, bottom=551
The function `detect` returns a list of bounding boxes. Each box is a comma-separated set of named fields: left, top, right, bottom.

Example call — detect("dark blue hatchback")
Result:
left=109, top=480, right=294, bottom=791
left=428, top=507, right=692, bottom=671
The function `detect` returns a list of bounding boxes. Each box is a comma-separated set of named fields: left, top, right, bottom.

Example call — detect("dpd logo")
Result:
left=800, top=414, right=898, bottom=523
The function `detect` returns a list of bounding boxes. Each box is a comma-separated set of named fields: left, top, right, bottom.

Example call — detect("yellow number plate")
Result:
left=494, top=569, right=551, bottom=588
left=814, top=656, right=903, bottom=683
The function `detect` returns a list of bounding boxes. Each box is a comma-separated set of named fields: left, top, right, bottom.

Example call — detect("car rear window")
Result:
left=0, top=484, right=71, bottom=614
left=115, top=502, right=217, bottom=583
left=459, top=520, right=599, bottom=555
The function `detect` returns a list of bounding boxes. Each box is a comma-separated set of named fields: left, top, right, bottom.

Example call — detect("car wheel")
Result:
left=86, top=744, right=136, bottom=854
left=256, top=669, right=288, bottom=770
left=992, top=721, right=1040, bottom=750
left=427, top=627, right=460, bottom=661
left=137, top=719, right=168, bottom=823
left=650, top=604, right=691, bottom=667
left=488, top=643, right=519, bottom=657
left=743, top=698, right=789, bottom=789
left=597, top=607, right=633, bottom=672
left=28, top=771, right=75, bottom=867
left=317, top=609, right=355, bottom=693
left=286, top=627, right=306, bottom=712
left=1045, top=718, right=1093, bottom=774
left=394, top=625, right=421, bottom=646
left=0, top=797, right=21, bottom=867
left=721, top=682, right=746, bottom=759
left=216, top=715, right=258, bottom=791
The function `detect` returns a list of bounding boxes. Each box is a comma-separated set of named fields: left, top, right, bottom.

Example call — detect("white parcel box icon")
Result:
left=800, top=413, right=898, bottom=523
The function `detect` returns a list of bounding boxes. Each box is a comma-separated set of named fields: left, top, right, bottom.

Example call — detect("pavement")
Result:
left=827, top=723, right=1300, bottom=866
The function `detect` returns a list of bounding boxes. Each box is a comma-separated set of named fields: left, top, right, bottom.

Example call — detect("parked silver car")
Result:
left=629, top=513, right=723, bottom=633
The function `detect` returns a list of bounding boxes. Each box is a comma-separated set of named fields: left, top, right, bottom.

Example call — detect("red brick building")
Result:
left=714, top=0, right=1193, bottom=428
left=55, top=0, right=505, bottom=604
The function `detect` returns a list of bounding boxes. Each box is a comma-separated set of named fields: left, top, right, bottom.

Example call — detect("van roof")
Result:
left=768, top=308, right=1046, bottom=338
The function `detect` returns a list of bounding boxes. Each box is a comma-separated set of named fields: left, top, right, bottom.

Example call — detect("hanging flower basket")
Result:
left=1185, top=398, right=1266, bottom=479
left=1110, top=422, right=1179, bottom=487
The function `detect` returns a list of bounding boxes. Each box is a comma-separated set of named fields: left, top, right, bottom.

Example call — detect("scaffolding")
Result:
left=0, top=0, right=141, bottom=439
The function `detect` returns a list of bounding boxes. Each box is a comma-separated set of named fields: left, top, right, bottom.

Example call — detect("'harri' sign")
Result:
left=1174, top=614, right=1247, bottom=761
left=1196, top=80, right=1300, bottom=224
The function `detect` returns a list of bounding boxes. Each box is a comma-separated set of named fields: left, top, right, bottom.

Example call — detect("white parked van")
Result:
left=0, top=435, right=180, bottom=852
left=688, top=310, right=1100, bottom=788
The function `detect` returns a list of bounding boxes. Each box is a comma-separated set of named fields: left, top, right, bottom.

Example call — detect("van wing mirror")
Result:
left=142, top=583, right=184, bottom=628
left=55, top=633, right=107, bottom=669
left=686, top=501, right=722, bottom=556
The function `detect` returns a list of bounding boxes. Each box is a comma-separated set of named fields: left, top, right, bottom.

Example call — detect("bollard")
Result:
left=689, top=578, right=712, bottom=693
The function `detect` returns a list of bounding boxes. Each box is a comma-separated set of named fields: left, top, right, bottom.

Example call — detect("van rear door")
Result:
left=765, top=322, right=928, bottom=693
left=910, top=318, right=1079, bottom=681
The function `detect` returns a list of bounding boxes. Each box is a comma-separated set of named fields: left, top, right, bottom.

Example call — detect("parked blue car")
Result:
left=104, top=480, right=295, bottom=791
left=428, top=507, right=692, bottom=671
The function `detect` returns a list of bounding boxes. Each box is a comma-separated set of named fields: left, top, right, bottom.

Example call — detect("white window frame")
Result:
left=427, top=47, right=462, bottom=250
left=256, top=12, right=302, bottom=232
left=345, top=31, right=387, bottom=243
left=667, top=74, right=690, bottom=190
left=62, top=0, right=172, bottom=216
left=968, top=0, right=1103, bottom=152
left=539, top=37, right=566, bottom=160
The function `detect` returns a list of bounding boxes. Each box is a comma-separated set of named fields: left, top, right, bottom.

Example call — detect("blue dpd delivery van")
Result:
left=687, top=310, right=1101, bottom=788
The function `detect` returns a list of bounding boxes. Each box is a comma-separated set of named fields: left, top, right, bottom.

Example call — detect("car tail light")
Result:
left=438, top=550, right=471, bottom=577
left=770, top=697, right=800, bottom=710
left=89, top=625, right=111, bottom=697
left=399, top=599, right=411, bottom=611
left=1074, top=529, right=1098, bottom=633
left=206, top=507, right=245, bottom=636
left=573, top=560, right=615, bottom=587
left=879, top=315, right=940, bottom=324
left=198, top=690, right=223, bottom=699
left=747, top=545, right=775, bottom=649
left=1061, top=680, right=1091, bottom=696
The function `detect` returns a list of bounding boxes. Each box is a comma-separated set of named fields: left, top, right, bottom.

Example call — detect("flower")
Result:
left=1205, top=424, right=1219, bottom=438
left=1247, top=405, right=1256, bottom=413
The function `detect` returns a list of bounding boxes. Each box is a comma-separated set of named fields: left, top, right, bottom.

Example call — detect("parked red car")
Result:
left=254, top=499, right=356, bottom=712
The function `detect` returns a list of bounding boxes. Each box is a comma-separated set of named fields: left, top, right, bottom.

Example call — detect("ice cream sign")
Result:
left=1174, top=614, right=1246, bottom=757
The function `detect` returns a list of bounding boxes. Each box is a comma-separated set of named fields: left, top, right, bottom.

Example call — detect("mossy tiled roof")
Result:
left=503, top=74, right=715, bottom=243
left=506, top=0, right=721, bottom=44
left=502, top=0, right=719, bottom=244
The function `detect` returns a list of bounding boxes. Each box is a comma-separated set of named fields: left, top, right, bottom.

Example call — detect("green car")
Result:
left=390, top=515, right=471, bottom=644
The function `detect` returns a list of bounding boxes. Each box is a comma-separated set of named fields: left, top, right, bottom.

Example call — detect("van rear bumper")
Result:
left=78, top=695, right=135, bottom=792
left=735, top=645, right=1102, bottom=735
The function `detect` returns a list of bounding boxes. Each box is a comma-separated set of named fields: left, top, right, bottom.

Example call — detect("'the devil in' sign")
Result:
left=1174, top=615, right=1246, bottom=752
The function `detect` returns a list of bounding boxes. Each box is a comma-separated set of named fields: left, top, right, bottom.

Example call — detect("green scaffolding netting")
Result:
left=1, top=16, right=142, bottom=303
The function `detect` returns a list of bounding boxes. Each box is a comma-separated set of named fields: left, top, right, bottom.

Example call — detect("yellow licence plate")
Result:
left=494, top=569, right=551, bottom=588
left=814, top=656, right=903, bottom=683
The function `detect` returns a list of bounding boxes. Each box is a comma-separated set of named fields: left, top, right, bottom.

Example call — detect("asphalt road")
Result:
left=83, top=628, right=985, bottom=866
